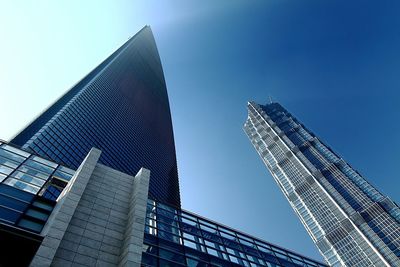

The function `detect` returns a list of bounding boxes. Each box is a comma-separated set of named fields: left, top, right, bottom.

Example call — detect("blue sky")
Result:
left=1, top=0, right=399, bottom=261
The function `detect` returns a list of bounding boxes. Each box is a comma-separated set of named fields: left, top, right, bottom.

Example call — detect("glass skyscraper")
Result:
left=10, top=26, right=180, bottom=208
left=244, top=101, right=400, bottom=266
left=0, top=26, right=327, bottom=266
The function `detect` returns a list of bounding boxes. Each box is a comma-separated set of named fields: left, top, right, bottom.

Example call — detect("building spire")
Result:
left=268, top=95, right=273, bottom=104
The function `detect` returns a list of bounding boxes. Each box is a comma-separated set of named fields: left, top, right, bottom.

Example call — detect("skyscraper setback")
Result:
left=244, top=101, right=400, bottom=266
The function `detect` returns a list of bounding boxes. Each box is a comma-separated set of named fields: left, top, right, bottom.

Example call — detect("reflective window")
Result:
left=3, top=178, right=40, bottom=194
left=31, top=156, right=58, bottom=168
left=0, top=156, right=19, bottom=168
left=23, top=160, right=54, bottom=174
left=183, top=239, right=198, bottom=250
left=0, top=173, right=6, bottom=183
left=1, top=145, right=30, bottom=158
left=158, top=230, right=181, bottom=244
left=143, top=198, right=327, bottom=267
left=12, top=171, right=47, bottom=187
left=207, top=247, right=219, bottom=258
left=0, top=165, right=13, bottom=175
left=186, top=257, right=208, bottom=267
left=58, top=166, right=75, bottom=175
left=17, top=165, right=49, bottom=180
left=0, top=149, right=25, bottom=164
left=41, top=184, right=63, bottom=201
left=52, top=169, right=73, bottom=181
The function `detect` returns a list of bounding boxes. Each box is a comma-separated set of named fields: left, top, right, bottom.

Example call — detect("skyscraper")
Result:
left=0, top=26, right=327, bottom=266
left=10, top=26, right=180, bottom=208
left=244, top=101, right=400, bottom=266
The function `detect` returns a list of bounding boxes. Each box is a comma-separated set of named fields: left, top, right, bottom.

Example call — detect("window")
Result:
left=12, top=171, right=47, bottom=187
left=0, top=184, right=35, bottom=202
left=25, top=209, right=49, bottom=221
left=186, top=257, right=208, bottom=267
left=0, top=155, right=19, bottom=168
left=158, top=230, right=182, bottom=244
left=0, top=194, right=29, bottom=212
left=32, top=200, right=53, bottom=212
left=0, top=165, right=13, bottom=175
left=57, top=166, right=75, bottom=175
left=0, top=206, right=21, bottom=223
left=31, top=156, right=58, bottom=168
left=143, top=243, right=158, bottom=255
left=1, top=145, right=30, bottom=158
left=3, top=178, right=40, bottom=194
left=159, top=248, right=185, bottom=264
left=24, top=160, right=54, bottom=174
left=206, top=247, right=220, bottom=258
left=52, top=169, right=72, bottom=181
left=17, top=165, right=49, bottom=180
left=0, top=149, right=26, bottom=163
left=141, top=253, right=157, bottom=266
left=40, top=177, right=68, bottom=201
left=183, top=239, right=199, bottom=250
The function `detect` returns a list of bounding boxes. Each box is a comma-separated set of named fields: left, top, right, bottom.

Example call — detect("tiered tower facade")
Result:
left=244, top=101, right=400, bottom=266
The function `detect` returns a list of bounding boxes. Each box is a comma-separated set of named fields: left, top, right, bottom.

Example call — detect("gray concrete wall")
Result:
left=119, top=168, right=150, bottom=266
left=30, top=148, right=102, bottom=267
left=30, top=148, right=150, bottom=267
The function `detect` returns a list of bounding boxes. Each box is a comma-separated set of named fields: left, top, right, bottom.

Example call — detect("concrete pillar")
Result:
left=119, top=168, right=150, bottom=267
left=30, top=148, right=102, bottom=267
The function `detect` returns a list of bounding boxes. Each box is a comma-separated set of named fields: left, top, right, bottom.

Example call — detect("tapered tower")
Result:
left=244, top=101, right=400, bottom=266
left=11, top=26, right=180, bottom=207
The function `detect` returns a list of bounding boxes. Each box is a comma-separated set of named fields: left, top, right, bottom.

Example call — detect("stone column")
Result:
left=119, top=168, right=150, bottom=267
left=30, top=148, right=102, bottom=267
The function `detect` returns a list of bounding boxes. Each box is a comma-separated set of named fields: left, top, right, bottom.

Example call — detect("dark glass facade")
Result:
left=0, top=140, right=75, bottom=266
left=10, top=26, right=180, bottom=207
left=143, top=199, right=328, bottom=267
left=244, top=101, right=400, bottom=266
left=0, top=141, right=74, bottom=233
